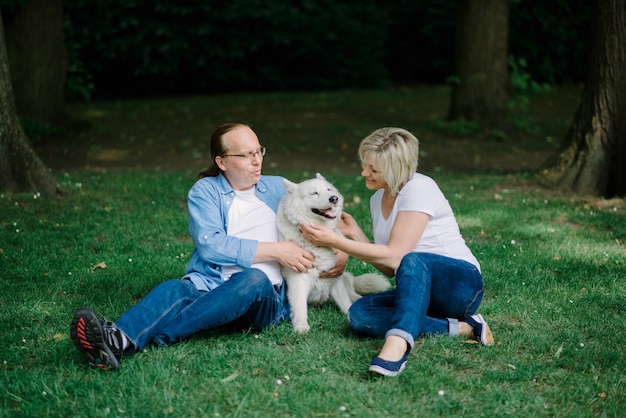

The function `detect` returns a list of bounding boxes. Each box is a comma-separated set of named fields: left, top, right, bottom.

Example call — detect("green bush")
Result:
left=63, top=0, right=389, bottom=98
left=58, top=0, right=590, bottom=98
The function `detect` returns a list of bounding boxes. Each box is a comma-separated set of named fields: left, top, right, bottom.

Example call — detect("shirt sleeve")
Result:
left=397, top=176, right=443, bottom=217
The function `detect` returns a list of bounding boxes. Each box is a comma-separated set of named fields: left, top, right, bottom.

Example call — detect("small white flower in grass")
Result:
left=42, top=391, right=47, bottom=396
left=569, top=300, right=573, bottom=304
left=321, top=367, right=326, bottom=373
left=128, top=258, right=133, bottom=263
left=15, top=229, right=19, bottom=233
left=339, top=405, right=347, bottom=412
left=284, top=375, right=290, bottom=381
left=580, top=342, right=584, bottom=348
left=353, top=196, right=361, bottom=204
left=68, top=272, right=72, bottom=275
left=276, top=379, right=283, bottom=385
left=438, top=390, right=445, bottom=396
left=511, top=240, right=516, bottom=245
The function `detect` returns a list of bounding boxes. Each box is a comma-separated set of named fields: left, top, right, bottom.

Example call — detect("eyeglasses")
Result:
left=222, top=146, right=266, bottom=161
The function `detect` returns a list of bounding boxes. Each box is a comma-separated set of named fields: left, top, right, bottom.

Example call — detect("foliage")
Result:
left=19, top=118, right=64, bottom=141
left=508, top=56, right=551, bottom=113
left=433, top=118, right=481, bottom=137
left=509, top=0, right=591, bottom=84
left=62, top=17, right=94, bottom=101
left=62, top=0, right=389, bottom=98
left=56, top=0, right=590, bottom=99
left=1, top=170, right=624, bottom=416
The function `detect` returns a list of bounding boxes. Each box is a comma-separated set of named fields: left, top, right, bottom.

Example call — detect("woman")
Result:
left=300, top=127, right=493, bottom=377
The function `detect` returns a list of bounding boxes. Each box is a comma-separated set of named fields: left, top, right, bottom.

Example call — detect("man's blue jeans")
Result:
left=348, top=252, right=483, bottom=350
left=116, top=268, right=289, bottom=351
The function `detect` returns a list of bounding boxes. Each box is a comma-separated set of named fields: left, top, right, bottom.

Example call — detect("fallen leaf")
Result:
left=91, top=262, right=107, bottom=271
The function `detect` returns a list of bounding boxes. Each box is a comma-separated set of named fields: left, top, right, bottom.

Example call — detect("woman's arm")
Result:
left=300, top=211, right=429, bottom=274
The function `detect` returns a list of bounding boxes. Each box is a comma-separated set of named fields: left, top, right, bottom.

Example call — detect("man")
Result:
left=70, top=122, right=346, bottom=370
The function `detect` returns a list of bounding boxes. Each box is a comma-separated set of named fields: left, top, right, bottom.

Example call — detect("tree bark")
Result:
left=4, top=0, right=67, bottom=123
left=0, top=11, right=65, bottom=195
left=448, top=0, right=510, bottom=132
left=541, top=0, right=626, bottom=197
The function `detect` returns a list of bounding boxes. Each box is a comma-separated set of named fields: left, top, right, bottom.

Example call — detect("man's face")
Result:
left=216, top=126, right=264, bottom=191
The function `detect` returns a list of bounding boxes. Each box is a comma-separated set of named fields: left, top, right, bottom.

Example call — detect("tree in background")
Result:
left=3, top=0, right=66, bottom=124
left=541, top=0, right=626, bottom=197
left=447, top=0, right=510, bottom=132
left=0, top=11, right=63, bottom=195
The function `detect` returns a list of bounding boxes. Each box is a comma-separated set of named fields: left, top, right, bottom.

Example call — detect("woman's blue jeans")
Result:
left=116, top=268, right=289, bottom=351
left=347, top=252, right=483, bottom=350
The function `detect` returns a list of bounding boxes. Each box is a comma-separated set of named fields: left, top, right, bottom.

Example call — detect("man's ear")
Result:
left=215, top=156, right=227, bottom=172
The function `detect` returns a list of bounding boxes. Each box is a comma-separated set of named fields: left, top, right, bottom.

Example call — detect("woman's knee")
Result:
left=398, top=252, right=429, bottom=272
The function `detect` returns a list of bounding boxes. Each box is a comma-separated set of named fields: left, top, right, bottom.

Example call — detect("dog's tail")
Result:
left=352, top=273, right=392, bottom=295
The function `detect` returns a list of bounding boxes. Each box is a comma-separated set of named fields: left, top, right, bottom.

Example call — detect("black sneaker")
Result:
left=70, top=307, right=123, bottom=370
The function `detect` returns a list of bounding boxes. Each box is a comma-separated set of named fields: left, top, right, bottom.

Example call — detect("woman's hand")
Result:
left=299, top=221, right=338, bottom=247
left=338, top=211, right=370, bottom=243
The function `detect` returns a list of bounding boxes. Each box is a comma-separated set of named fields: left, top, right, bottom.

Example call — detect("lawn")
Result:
left=2, top=86, right=625, bottom=417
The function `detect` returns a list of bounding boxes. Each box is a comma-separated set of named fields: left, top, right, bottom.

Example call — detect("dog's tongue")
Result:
left=324, top=208, right=337, bottom=218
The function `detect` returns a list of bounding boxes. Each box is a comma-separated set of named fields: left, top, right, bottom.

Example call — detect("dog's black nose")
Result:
left=329, top=195, right=338, bottom=205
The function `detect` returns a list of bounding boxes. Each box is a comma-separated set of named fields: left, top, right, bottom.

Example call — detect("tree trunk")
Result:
left=0, top=12, right=65, bottom=195
left=4, top=0, right=67, bottom=123
left=448, top=0, right=510, bottom=132
left=541, top=0, right=626, bottom=197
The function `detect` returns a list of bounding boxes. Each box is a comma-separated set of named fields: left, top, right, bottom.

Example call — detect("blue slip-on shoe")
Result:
left=368, top=352, right=409, bottom=377
left=466, top=314, right=494, bottom=346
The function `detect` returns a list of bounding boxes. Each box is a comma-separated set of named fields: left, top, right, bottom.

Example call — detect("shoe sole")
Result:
left=368, top=361, right=406, bottom=377
left=70, top=307, right=120, bottom=370
left=474, top=314, right=495, bottom=346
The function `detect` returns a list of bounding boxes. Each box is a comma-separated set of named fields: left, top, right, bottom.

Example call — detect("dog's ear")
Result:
left=315, top=172, right=326, bottom=181
left=283, top=178, right=297, bottom=193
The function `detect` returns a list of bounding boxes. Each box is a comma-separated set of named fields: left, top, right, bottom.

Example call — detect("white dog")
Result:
left=277, top=173, right=391, bottom=333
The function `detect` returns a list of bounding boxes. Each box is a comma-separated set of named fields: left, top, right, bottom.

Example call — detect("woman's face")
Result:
left=361, top=159, right=387, bottom=191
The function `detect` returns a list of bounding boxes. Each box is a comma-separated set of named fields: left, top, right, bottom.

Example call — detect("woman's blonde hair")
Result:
left=358, top=127, right=419, bottom=195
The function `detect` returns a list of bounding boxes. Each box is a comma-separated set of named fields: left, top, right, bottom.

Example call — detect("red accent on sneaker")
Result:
left=76, top=317, right=94, bottom=349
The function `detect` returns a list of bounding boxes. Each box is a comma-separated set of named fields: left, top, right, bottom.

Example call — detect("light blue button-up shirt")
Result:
left=183, top=173, right=286, bottom=292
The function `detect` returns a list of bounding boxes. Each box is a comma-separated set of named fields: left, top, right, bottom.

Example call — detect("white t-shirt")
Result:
left=221, top=188, right=283, bottom=286
left=371, top=173, right=480, bottom=271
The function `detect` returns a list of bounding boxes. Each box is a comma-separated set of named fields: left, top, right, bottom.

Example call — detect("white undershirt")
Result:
left=221, top=188, right=283, bottom=286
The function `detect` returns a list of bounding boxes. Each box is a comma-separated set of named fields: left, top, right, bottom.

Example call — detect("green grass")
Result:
left=1, top=169, right=625, bottom=417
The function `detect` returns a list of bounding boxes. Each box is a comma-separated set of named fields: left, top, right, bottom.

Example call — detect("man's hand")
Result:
left=277, top=241, right=315, bottom=273
left=319, top=249, right=348, bottom=278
